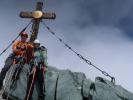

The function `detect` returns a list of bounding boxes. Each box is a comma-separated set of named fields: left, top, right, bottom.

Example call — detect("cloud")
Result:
left=48, top=0, right=133, bottom=39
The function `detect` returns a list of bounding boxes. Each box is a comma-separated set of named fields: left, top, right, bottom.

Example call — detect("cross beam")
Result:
left=20, top=2, right=56, bottom=42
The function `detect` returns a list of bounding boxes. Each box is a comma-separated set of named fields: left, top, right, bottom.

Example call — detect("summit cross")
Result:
left=20, top=2, right=56, bottom=42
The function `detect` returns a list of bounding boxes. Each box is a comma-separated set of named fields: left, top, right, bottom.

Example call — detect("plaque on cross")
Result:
left=20, top=2, right=56, bottom=42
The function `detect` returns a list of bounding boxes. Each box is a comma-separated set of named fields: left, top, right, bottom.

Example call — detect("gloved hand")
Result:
left=20, top=45, right=26, bottom=51
left=42, top=67, right=47, bottom=72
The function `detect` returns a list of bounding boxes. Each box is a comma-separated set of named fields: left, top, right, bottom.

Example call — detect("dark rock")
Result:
left=0, top=64, right=133, bottom=100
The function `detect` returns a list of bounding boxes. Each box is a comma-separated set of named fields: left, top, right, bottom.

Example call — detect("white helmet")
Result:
left=34, top=39, right=40, bottom=44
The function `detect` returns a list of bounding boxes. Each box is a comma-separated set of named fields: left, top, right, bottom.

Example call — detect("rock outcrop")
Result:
left=0, top=64, right=133, bottom=100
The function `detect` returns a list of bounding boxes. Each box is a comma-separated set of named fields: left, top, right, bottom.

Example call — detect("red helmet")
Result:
left=20, top=32, right=28, bottom=38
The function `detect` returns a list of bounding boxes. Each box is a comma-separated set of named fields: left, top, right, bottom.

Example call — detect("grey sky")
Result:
left=0, top=0, right=133, bottom=93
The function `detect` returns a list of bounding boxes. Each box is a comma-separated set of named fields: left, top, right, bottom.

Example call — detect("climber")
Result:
left=25, top=39, right=48, bottom=100
left=11, top=32, right=33, bottom=80
left=0, top=32, right=32, bottom=89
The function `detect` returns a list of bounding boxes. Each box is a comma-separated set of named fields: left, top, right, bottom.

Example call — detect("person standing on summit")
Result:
left=25, top=39, right=48, bottom=100
left=0, top=32, right=31, bottom=89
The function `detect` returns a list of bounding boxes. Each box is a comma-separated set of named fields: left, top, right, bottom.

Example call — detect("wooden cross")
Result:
left=20, top=2, right=56, bottom=42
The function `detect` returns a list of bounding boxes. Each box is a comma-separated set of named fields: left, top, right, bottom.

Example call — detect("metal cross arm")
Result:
left=19, top=2, right=56, bottom=42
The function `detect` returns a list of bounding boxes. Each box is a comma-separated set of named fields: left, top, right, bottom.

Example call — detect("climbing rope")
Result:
left=41, top=21, right=115, bottom=83
left=26, top=66, right=36, bottom=100
left=25, top=58, right=38, bottom=100
left=0, top=20, right=32, bottom=57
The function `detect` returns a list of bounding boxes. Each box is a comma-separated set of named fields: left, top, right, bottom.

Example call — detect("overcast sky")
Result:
left=0, top=0, right=133, bottom=93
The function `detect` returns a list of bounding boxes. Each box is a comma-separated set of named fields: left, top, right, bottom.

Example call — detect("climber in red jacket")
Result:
left=0, top=32, right=33, bottom=89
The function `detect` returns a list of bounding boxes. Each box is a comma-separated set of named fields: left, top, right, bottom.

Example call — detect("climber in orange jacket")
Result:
left=12, top=32, right=33, bottom=63
left=0, top=32, right=33, bottom=89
